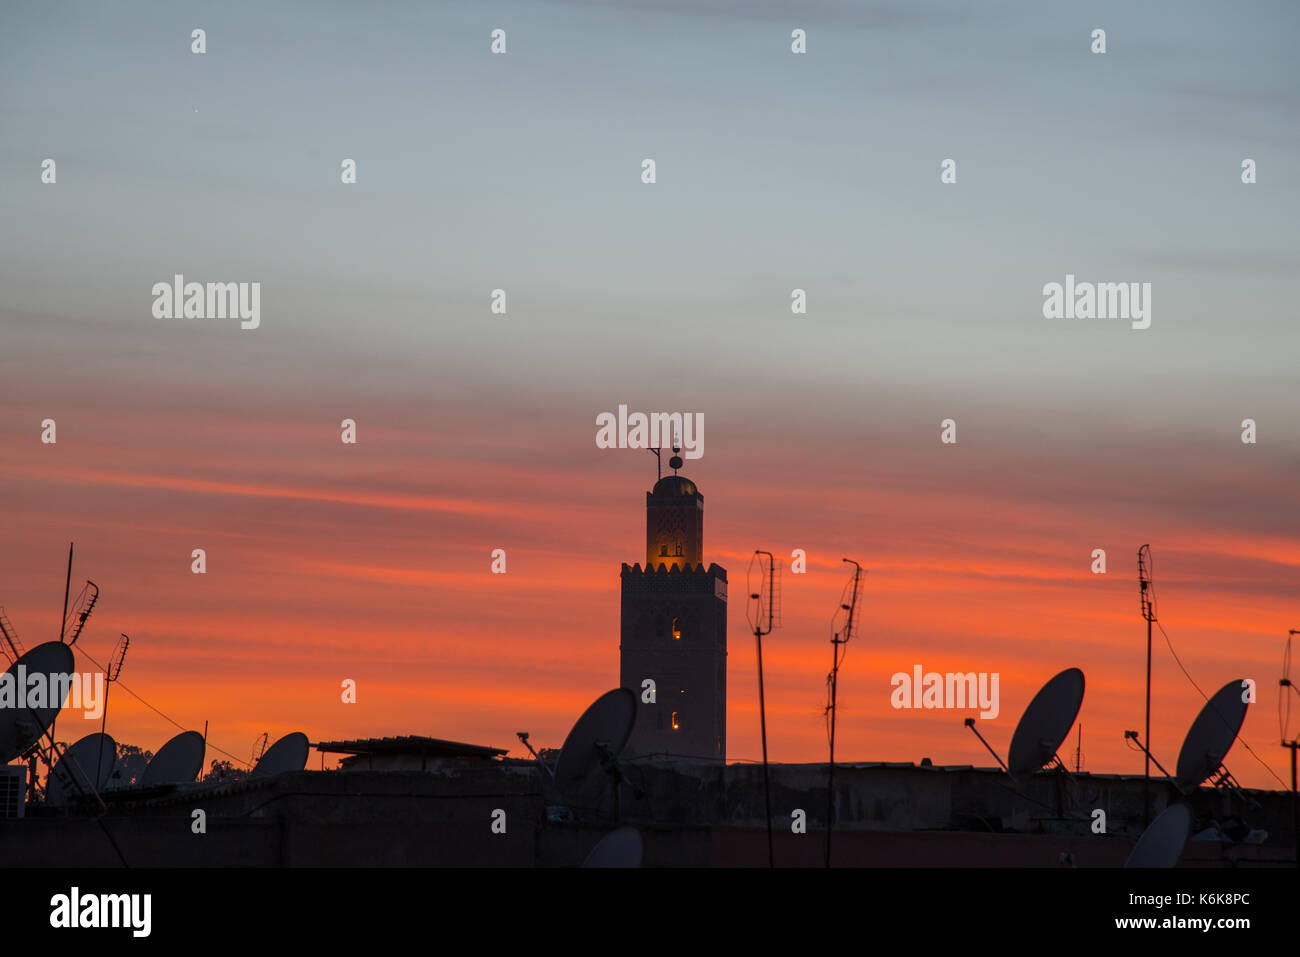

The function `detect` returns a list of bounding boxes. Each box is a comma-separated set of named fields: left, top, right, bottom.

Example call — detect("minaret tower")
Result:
left=619, top=449, right=727, bottom=762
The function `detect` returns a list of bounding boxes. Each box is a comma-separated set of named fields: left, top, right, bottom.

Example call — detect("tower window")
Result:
left=660, top=544, right=668, bottom=556
left=675, top=541, right=682, bottom=556
left=671, top=617, right=681, bottom=641
left=671, top=711, right=680, bottom=730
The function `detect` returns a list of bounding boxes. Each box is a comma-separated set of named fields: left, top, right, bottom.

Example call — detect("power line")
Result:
left=77, top=646, right=252, bottom=769
left=1156, top=621, right=1285, bottom=789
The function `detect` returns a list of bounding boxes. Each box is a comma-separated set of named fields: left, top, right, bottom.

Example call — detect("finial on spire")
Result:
left=649, top=430, right=684, bottom=479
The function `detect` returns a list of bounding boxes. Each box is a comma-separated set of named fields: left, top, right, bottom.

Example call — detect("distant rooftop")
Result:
left=315, top=736, right=506, bottom=760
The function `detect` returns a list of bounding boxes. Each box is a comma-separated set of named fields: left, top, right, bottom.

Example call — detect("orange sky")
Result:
left=2, top=397, right=1295, bottom=790
left=2, top=0, right=1296, bottom=807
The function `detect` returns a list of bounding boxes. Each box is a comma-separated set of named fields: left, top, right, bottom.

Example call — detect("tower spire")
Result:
left=620, top=469, right=728, bottom=762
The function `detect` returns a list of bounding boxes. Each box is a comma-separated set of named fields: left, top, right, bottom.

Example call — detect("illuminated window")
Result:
left=671, top=617, right=681, bottom=641
left=675, top=541, right=682, bottom=556
left=671, top=711, right=680, bottom=730
left=660, top=544, right=669, bottom=556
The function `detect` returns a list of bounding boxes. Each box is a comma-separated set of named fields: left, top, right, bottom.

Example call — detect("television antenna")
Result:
left=825, top=558, right=863, bottom=868
left=1173, top=680, right=1251, bottom=800
left=48, top=579, right=98, bottom=751
left=553, top=689, right=637, bottom=824
left=746, top=549, right=779, bottom=867
left=965, top=668, right=1086, bottom=780
left=95, top=634, right=129, bottom=785
left=963, top=668, right=1088, bottom=826
left=252, top=732, right=310, bottom=776
left=1008, top=668, right=1087, bottom=780
left=1137, top=544, right=1156, bottom=825
left=1124, top=803, right=1191, bottom=868
left=0, top=606, right=24, bottom=664
left=0, top=642, right=77, bottom=764
left=251, top=732, right=269, bottom=767
left=581, top=825, right=644, bottom=868
left=1125, top=678, right=1254, bottom=822
left=45, top=732, right=116, bottom=806
left=1280, top=629, right=1300, bottom=868
left=58, top=539, right=99, bottom=647
left=59, top=542, right=73, bottom=640
left=62, top=581, right=99, bottom=648
left=141, top=731, right=206, bottom=788
left=0, top=638, right=127, bottom=865
left=46, top=544, right=98, bottom=749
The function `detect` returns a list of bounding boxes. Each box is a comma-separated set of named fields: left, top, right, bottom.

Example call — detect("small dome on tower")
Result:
left=652, top=475, right=698, bottom=497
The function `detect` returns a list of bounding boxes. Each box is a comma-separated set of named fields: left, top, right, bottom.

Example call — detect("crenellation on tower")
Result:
left=620, top=474, right=727, bottom=762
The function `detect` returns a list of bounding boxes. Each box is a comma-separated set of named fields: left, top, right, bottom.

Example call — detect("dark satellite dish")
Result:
left=252, top=732, right=309, bottom=777
left=581, top=826, right=643, bottom=868
left=45, top=733, right=116, bottom=805
left=141, top=731, right=206, bottom=787
left=1175, top=680, right=1248, bottom=789
left=0, top=641, right=77, bottom=762
left=554, top=689, right=636, bottom=797
left=1007, top=668, right=1085, bottom=777
left=1124, top=803, right=1191, bottom=868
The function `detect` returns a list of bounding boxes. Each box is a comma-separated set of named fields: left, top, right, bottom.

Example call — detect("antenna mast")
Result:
left=96, top=634, right=129, bottom=785
left=0, top=606, right=24, bottom=664
left=1137, top=544, right=1156, bottom=826
left=826, top=558, right=862, bottom=868
left=64, top=581, right=99, bottom=647
left=747, top=550, right=779, bottom=867
left=60, top=542, right=73, bottom=642
left=1281, top=629, right=1300, bottom=869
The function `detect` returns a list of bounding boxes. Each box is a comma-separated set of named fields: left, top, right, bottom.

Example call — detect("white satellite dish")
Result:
left=554, top=689, right=636, bottom=798
left=0, top=641, right=77, bottom=762
left=1124, top=803, right=1191, bottom=868
left=45, top=732, right=116, bottom=805
left=141, top=731, right=206, bottom=787
left=1175, top=679, right=1248, bottom=790
left=581, top=826, right=643, bottom=868
left=252, top=732, right=310, bottom=777
left=1007, top=668, right=1085, bottom=777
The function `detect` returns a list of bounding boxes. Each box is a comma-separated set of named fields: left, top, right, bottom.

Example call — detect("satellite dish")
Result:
left=581, top=826, right=643, bottom=868
left=252, top=732, right=309, bottom=777
left=1175, top=679, right=1248, bottom=789
left=1007, top=668, right=1085, bottom=777
left=1124, top=803, right=1191, bottom=868
left=141, top=731, right=205, bottom=787
left=554, top=689, right=636, bottom=797
left=45, top=732, right=116, bottom=805
left=0, top=641, right=77, bottom=762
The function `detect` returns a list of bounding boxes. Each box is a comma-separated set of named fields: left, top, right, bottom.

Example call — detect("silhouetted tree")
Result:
left=112, top=743, right=153, bottom=788
left=201, top=759, right=249, bottom=784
